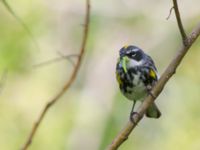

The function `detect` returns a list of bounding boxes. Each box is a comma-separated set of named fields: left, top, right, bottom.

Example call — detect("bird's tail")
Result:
left=145, top=102, right=161, bottom=118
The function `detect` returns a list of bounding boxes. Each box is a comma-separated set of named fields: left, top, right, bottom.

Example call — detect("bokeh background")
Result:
left=0, top=0, right=200, bottom=150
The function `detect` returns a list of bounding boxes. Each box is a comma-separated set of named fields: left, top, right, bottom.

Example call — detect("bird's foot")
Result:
left=129, top=111, right=140, bottom=125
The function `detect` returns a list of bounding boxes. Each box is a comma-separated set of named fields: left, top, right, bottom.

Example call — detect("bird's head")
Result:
left=118, top=45, right=145, bottom=73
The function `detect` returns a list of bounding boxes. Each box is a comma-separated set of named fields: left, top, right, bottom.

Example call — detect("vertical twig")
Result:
left=172, top=0, right=188, bottom=44
left=21, top=0, right=90, bottom=150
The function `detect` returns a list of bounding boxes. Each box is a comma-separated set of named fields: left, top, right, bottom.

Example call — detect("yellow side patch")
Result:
left=149, top=69, right=156, bottom=79
left=116, top=72, right=122, bottom=85
left=123, top=45, right=129, bottom=49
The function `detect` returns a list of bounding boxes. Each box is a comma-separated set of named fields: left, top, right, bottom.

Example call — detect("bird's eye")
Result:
left=131, top=53, right=136, bottom=57
left=128, top=51, right=136, bottom=58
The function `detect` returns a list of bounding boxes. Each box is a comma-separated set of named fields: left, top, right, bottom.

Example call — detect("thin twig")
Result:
left=1, top=0, right=40, bottom=51
left=32, top=54, right=78, bottom=69
left=173, top=0, right=188, bottom=44
left=21, top=0, right=90, bottom=150
left=166, top=6, right=174, bottom=20
left=107, top=21, right=200, bottom=150
left=57, top=51, right=77, bottom=67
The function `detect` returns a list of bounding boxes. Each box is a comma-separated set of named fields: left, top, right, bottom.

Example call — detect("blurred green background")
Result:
left=0, top=0, right=200, bottom=150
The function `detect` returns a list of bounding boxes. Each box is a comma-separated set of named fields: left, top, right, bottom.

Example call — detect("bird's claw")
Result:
left=129, top=111, right=140, bottom=125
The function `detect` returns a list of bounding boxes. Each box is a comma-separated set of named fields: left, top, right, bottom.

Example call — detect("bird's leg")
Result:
left=130, top=101, right=136, bottom=115
left=129, top=101, right=140, bottom=124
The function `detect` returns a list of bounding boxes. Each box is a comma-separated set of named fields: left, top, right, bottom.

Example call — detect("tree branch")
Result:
left=173, top=0, right=188, bottom=44
left=20, top=0, right=90, bottom=150
left=107, top=2, right=200, bottom=150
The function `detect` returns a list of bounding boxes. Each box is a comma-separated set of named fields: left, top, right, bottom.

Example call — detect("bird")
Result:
left=116, top=45, right=161, bottom=122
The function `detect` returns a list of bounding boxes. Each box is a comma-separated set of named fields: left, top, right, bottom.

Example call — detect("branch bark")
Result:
left=20, top=0, right=90, bottom=150
left=107, top=1, right=200, bottom=150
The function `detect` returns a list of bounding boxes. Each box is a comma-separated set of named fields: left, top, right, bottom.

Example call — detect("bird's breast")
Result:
left=116, top=66, right=147, bottom=101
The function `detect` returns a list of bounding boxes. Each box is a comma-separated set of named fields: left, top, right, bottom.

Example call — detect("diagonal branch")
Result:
left=20, top=0, right=90, bottom=150
left=173, top=0, right=188, bottom=44
left=107, top=1, right=200, bottom=150
left=107, top=22, right=200, bottom=150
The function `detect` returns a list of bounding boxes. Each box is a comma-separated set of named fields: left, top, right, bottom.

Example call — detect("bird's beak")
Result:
left=121, top=56, right=129, bottom=73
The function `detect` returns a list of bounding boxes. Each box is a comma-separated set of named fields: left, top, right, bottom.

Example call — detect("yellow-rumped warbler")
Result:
left=116, top=45, right=161, bottom=121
